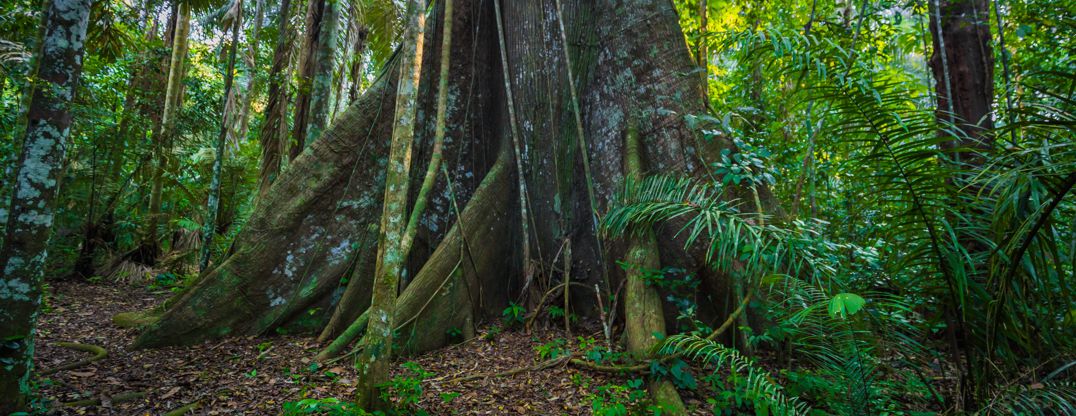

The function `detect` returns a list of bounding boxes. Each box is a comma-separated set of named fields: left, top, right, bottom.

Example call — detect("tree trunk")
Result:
left=622, top=120, right=686, bottom=412
left=132, top=1, right=746, bottom=380
left=0, top=0, right=92, bottom=410
left=256, top=0, right=293, bottom=196
left=304, top=0, right=344, bottom=147
left=354, top=1, right=427, bottom=405
left=288, top=0, right=326, bottom=159
left=929, top=0, right=995, bottom=161
left=201, top=0, right=244, bottom=271
left=231, top=0, right=266, bottom=146
left=927, top=0, right=995, bottom=409
left=141, top=1, right=191, bottom=262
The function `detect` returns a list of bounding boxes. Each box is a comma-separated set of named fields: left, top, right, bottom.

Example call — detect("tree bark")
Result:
left=929, top=0, right=995, bottom=162
left=256, top=0, right=293, bottom=196
left=141, top=1, right=191, bottom=262
left=134, top=1, right=745, bottom=372
left=305, top=0, right=343, bottom=146
left=0, top=0, right=92, bottom=410
left=288, top=0, right=325, bottom=159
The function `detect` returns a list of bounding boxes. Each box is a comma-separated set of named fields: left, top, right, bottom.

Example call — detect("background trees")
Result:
left=0, top=0, right=1073, bottom=413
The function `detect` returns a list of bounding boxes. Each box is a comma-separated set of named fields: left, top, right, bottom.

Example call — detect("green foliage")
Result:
left=378, top=361, right=433, bottom=415
left=282, top=397, right=371, bottom=416
left=501, top=302, right=526, bottom=328
left=661, top=334, right=809, bottom=416
left=534, top=338, right=569, bottom=360
left=587, top=379, right=656, bottom=416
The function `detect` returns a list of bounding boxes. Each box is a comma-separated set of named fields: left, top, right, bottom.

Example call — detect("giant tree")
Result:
left=0, top=0, right=93, bottom=410
left=129, top=0, right=755, bottom=407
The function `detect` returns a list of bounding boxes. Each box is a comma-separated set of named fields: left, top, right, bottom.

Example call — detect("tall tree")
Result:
left=230, top=0, right=266, bottom=146
left=131, top=8, right=745, bottom=409
left=256, top=0, right=293, bottom=195
left=288, top=0, right=325, bottom=159
left=201, top=0, right=243, bottom=271
left=140, top=0, right=191, bottom=261
left=927, top=0, right=995, bottom=409
left=0, top=0, right=92, bottom=410
left=354, top=0, right=427, bottom=408
left=304, top=0, right=343, bottom=146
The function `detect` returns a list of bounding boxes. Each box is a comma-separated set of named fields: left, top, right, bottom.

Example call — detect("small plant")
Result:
left=501, top=302, right=526, bottom=328
left=649, top=358, right=697, bottom=390
left=587, top=379, right=653, bottom=416
left=379, top=361, right=433, bottom=415
left=534, top=338, right=569, bottom=360
left=439, top=392, right=460, bottom=404
left=282, top=397, right=370, bottom=415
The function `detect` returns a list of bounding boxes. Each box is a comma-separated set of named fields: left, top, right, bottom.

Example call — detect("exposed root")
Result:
left=112, top=311, right=160, bottom=329
left=163, top=400, right=201, bottom=416
left=40, top=342, right=108, bottom=375
left=60, top=390, right=146, bottom=408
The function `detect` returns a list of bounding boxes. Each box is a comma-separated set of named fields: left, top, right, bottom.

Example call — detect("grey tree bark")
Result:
left=0, top=0, right=92, bottom=410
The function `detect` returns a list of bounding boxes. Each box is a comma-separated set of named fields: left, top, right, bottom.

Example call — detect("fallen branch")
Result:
left=61, top=390, right=146, bottom=407
left=41, top=342, right=108, bottom=375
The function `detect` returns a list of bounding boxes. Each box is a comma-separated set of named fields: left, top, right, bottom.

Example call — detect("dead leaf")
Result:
left=161, top=386, right=181, bottom=399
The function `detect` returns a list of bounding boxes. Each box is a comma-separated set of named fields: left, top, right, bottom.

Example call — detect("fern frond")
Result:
left=660, top=334, right=811, bottom=416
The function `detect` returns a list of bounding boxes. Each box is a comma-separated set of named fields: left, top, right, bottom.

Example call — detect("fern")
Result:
left=660, top=334, right=811, bottom=416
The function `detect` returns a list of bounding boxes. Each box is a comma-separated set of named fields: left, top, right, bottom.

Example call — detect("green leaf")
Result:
left=828, top=293, right=866, bottom=319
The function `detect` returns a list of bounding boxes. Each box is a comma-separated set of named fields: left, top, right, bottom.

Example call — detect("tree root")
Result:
left=60, top=390, right=146, bottom=407
left=163, top=400, right=201, bottom=416
left=41, top=342, right=108, bottom=375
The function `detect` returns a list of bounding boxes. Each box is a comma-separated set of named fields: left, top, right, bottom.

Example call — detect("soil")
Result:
left=33, top=281, right=713, bottom=415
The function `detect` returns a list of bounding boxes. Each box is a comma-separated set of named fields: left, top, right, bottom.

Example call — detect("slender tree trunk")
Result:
left=142, top=1, right=191, bottom=262
left=256, top=0, right=293, bottom=196
left=927, top=0, right=995, bottom=408
left=232, top=0, right=266, bottom=146
left=354, top=0, right=427, bottom=408
left=622, top=121, right=686, bottom=412
left=347, top=29, right=368, bottom=102
left=304, top=0, right=343, bottom=146
left=288, top=0, right=325, bottom=159
left=0, top=0, right=92, bottom=410
left=201, top=0, right=244, bottom=272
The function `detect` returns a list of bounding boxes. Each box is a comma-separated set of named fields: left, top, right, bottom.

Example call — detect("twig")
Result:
left=445, top=355, right=570, bottom=383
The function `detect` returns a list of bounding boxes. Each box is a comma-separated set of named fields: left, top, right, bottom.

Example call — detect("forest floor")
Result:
left=33, top=281, right=715, bottom=415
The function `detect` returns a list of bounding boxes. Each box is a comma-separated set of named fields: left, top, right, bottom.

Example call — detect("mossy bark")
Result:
left=0, top=0, right=92, bottom=410
left=354, top=0, right=426, bottom=406
left=135, top=2, right=761, bottom=374
left=623, top=122, right=686, bottom=412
